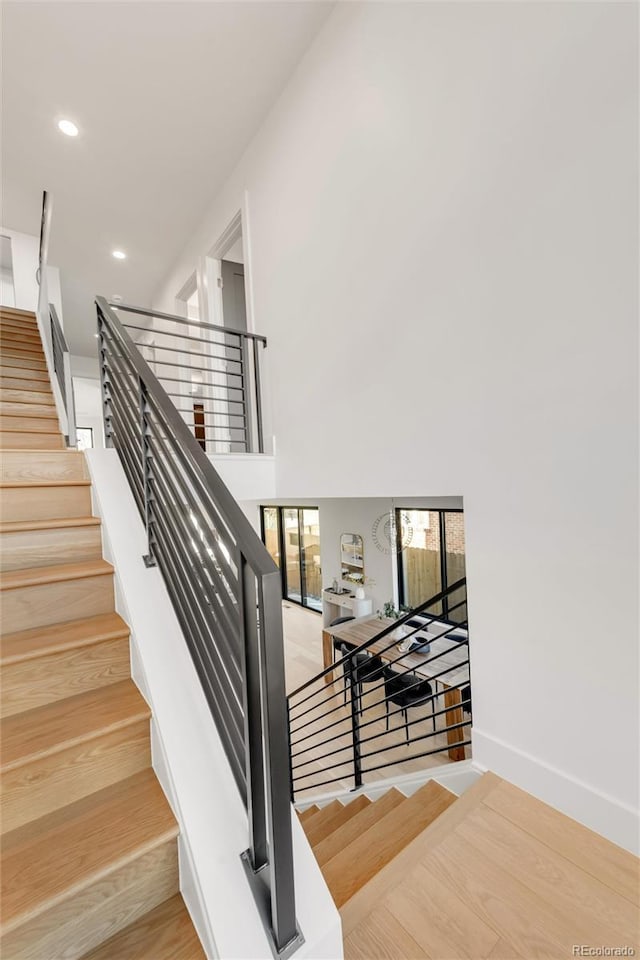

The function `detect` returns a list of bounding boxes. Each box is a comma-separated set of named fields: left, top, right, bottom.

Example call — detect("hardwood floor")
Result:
left=336, top=773, right=640, bottom=959
left=282, top=603, right=460, bottom=797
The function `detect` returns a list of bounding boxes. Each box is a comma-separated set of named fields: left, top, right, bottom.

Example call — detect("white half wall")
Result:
left=154, top=3, right=639, bottom=850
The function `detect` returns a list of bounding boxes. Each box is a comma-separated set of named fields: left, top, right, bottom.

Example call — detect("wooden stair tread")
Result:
left=0, top=515, right=101, bottom=533
left=481, top=775, right=640, bottom=907
left=81, top=894, right=206, bottom=960
left=1, top=679, right=149, bottom=771
left=1, top=611, right=128, bottom=665
left=0, top=338, right=44, bottom=351
left=303, top=795, right=371, bottom=847
left=322, top=781, right=457, bottom=908
left=0, top=558, right=113, bottom=590
left=343, top=904, right=428, bottom=960
left=0, top=479, right=91, bottom=488
left=312, top=789, right=406, bottom=866
left=299, top=804, right=320, bottom=823
left=1, top=768, right=178, bottom=931
left=0, top=307, right=37, bottom=318
left=339, top=774, right=502, bottom=938
left=0, top=425, right=60, bottom=434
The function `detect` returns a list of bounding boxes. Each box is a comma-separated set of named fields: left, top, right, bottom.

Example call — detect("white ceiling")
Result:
left=1, top=1, right=332, bottom=357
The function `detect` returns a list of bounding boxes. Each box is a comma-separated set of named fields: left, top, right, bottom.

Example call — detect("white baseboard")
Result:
left=472, top=728, right=640, bottom=854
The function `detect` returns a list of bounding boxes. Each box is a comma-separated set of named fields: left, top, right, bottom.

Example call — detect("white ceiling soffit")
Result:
left=1, top=1, right=333, bottom=357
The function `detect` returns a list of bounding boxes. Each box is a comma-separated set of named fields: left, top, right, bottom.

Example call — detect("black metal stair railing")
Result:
left=287, top=579, right=471, bottom=798
left=108, top=301, right=266, bottom=454
left=95, top=296, right=302, bottom=959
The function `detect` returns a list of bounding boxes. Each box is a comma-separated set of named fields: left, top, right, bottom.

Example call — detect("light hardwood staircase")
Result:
left=0, top=307, right=205, bottom=960
left=300, top=774, right=640, bottom=958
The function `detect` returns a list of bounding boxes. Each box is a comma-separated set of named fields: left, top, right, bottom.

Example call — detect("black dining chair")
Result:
left=339, top=643, right=384, bottom=714
left=383, top=665, right=436, bottom=743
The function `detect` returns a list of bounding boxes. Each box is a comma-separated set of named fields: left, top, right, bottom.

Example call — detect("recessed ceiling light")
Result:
left=57, top=119, right=79, bottom=137
left=112, top=250, right=126, bottom=260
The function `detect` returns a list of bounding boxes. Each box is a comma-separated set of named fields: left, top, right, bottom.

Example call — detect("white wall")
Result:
left=154, top=4, right=639, bottom=849
left=71, top=354, right=100, bottom=379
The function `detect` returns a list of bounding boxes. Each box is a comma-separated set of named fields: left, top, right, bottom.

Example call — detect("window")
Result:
left=260, top=506, right=322, bottom=612
left=397, top=508, right=467, bottom=624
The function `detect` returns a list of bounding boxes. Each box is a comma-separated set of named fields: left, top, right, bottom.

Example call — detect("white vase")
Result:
left=354, top=586, right=365, bottom=600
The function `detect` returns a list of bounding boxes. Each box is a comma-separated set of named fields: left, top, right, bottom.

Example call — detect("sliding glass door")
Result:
left=260, top=506, right=322, bottom=612
left=397, top=508, right=467, bottom=623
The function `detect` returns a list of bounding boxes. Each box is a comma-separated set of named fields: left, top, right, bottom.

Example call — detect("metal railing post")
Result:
left=349, top=662, right=363, bottom=790
left=253, top=339, right=264, bottom=454
left=238, top=553, right=268, bottom=870
left=138, top=377, right=157, bottom=567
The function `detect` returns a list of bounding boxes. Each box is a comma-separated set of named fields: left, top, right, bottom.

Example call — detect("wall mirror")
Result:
left=340, top=533, right=364, bottom=583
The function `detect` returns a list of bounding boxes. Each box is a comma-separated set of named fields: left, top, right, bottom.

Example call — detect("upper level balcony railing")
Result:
left=109, top=302, right=266, bottom=455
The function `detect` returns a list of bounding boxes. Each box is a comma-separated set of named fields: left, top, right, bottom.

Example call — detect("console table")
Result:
left=321, top=588, right=373, bottom=627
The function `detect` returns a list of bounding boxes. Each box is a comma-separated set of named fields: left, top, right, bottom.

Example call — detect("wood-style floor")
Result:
left=283, top=603, right=460, bottom=797
left=339, top=773, right=640, bottom=959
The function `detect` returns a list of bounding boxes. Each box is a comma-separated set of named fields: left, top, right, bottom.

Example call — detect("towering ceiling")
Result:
left=1, top=1, right=332, bottom=355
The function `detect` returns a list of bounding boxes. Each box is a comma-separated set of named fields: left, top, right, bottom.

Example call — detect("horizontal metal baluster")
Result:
left=150, top=521, right=247, bottom=780
left=360, top=741, right=472, bottom=778
left=290, top=675, right=472, bottom=758
left=147, top=460, right=244, bottom=672
left=144, top=425, right=240, bottom=601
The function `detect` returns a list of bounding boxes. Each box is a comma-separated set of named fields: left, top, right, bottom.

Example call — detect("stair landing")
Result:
left=323, top=773, right=640, bottom=959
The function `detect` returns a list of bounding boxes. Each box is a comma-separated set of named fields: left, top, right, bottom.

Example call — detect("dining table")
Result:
left=322, top=615, right=469, bottom=762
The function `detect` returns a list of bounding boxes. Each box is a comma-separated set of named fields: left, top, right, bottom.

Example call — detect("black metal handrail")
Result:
left=287, top=579, right=471, bottom=797
left=109, top=301, right=266, bottom=454
left=96, top=296, right=301, bottom=958
left=37, top=189, right=52, bottom=285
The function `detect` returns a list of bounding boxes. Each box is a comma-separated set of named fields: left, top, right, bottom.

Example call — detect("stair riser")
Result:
left=0, top=485, right=92, bottom=522
left=0, top=338, right=44, bottom=356
left=0, top=367, right=50, bottom=383
left=2, top=720, right=150, bottom=833
left=0, top=416, right=61, bottom=433
left=0, top=322, right=41, bottom=337
left=0, top=380, right=52, bottom=395
left=0, top=572, right=114, bottom=633
left=0, top=432, right=65, bottom=449
left=0, top=316, right=38, bottom=330
left=0, top=839, right=179, bottom=960
left=0, top=450, right=87, bottom=482
left=0, top=523, right=103, bottom=572
left=0, top=352, right=47, bottom=369
left=1, top=635, right=130, bottom=717
left=0, top=402, right=57, bottom=418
